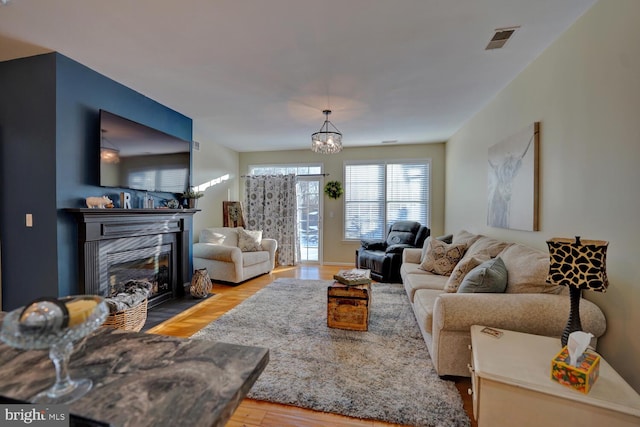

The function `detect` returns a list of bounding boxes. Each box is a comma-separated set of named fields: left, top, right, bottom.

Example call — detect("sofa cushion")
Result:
left=458, top=257, right=508, bottom=293
left=464, top=235, right=512, bottom=260
left=238, top=228, right=262, bottom=252
left=412, top=289, right=442, bottom=334
left=498, top=244, right=565, bottom=294
left=444, top=255, right=490, bottom=292
left=386, top=221, right=422, bottom=246
left=387, top=243, right=413, bottom=254
left=403, top=270, right=448, bottom=302
left=452, top=230, right=481, bottom=247
left=200, top=227, right=239, bottom=246
left=242, top=250, right=270, bottom=267
left=361, top=239, right=386, bottom=250
left=419, top=238, right=467, bottom=275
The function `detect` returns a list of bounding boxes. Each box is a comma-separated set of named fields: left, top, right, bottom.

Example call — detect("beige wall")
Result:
left=239, top=143, right=446, bottom=264
left=445, top=0, right=640, bottom=392
left=191, top=122, right=240, bottom=240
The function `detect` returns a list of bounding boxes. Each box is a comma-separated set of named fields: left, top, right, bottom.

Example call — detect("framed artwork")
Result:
left=487, top=122, right=539, bottom=231
left=223, top=201, right=246, bottom=228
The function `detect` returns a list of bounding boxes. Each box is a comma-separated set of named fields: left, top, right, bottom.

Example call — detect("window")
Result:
left=344, top=160, right=430, bottom=240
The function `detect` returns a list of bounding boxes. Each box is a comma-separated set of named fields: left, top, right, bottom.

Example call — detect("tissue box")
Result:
left=551, top=346, right=600, bottom=393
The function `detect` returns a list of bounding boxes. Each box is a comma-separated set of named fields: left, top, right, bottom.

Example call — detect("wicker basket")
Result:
left=103, top=298, right=148, bottom=332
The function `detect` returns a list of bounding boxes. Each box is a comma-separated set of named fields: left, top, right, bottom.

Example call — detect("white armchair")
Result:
left=193, top=227, right=277, bottom=284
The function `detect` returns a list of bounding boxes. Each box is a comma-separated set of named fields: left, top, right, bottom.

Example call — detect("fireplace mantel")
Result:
left=65, top=208, right=198, bottom=307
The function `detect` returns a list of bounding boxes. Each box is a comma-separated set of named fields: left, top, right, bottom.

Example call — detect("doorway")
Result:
left=297, top=176, right=323, bottom=263
left=247, top=164, right=324, bottom=264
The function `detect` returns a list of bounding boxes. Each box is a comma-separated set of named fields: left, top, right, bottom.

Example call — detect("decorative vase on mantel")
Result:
left=187, top=198, right=198, bottom=209
left=190, top=268, right=212, bottom=298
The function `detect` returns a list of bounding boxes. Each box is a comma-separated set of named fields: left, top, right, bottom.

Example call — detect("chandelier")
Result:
left=311, top=110, right=343, bottom=154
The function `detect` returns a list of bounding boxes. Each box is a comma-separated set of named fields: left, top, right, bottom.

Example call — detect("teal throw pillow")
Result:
left=457, top=257, right=508, bottom=293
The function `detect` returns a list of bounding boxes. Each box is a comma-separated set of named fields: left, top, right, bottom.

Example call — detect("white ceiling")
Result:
left=0, top=0, right=597, bottom=152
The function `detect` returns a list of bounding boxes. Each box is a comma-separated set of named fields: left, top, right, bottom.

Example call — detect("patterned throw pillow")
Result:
left=419, top=239, right=467, bottom=276
left=420, top=237, right=432, bottom=263
left=238, top=228, right=262, bottom=252
left=444, top=256, right=489, bottom=292
left=420, top=235, right=455, bottom=263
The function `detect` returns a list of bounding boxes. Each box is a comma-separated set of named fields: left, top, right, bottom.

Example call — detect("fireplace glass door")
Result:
left=106, top=244, right=172, bottom=303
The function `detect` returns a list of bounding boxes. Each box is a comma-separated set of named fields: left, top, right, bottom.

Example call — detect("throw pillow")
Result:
left=457, top=257, right=508, bottom=293
left=419, top=239, right=467, bottom=276
left=444, top=255, right=489, bottom=292
left=200, top=229, right=227, bottom=245
left=419, top=234, right=454, bottom=263
left=420, top=237, right=432, bottom=263
left=238, top=228, right=262, bottom=252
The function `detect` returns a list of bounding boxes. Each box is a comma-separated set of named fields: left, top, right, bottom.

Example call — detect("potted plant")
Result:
left=182, top=187, right=204, bottom=208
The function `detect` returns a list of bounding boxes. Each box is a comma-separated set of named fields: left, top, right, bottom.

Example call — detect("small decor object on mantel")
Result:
left=190, top=268, right=212, bottom=298
left=324, top=180, right=344, bottom=199
left=165, top=199, right=180, bottom=209
left=182, top=187, right=204, bottom=208
left=85, top=196, right=113, bottom=209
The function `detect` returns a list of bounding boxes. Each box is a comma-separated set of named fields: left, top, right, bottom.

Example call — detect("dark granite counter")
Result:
left=0, top=315, right=269, bottom=427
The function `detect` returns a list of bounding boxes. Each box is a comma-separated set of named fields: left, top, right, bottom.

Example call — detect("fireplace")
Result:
left=66, top=208, right=198, bottom=309
left=101, top=236, right=177, bottom=307
left=107, top=246, right=171, bottom=300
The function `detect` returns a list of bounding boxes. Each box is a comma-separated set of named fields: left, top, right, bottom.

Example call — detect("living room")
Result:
left=0, top=0, right=639, bottom=425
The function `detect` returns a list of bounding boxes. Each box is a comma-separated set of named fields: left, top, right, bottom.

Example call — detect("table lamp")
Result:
left=546, top=236, right=609, bottom=347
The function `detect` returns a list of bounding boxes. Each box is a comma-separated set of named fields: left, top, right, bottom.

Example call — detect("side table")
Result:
left=469, top=325, right=640, bottom=427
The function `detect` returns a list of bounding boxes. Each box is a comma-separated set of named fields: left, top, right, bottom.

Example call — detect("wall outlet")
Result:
left=25, top=213, right=33, bottom=227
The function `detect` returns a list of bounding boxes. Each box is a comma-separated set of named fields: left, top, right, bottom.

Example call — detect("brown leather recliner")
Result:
left=356, top=221, right=430, bottom=283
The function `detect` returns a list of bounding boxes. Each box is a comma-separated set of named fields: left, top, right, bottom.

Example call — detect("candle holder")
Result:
left=0, top=295, right=108, bottom=404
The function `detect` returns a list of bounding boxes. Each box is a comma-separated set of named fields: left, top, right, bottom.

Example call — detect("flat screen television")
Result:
left=99, top=109, right=191, bottom=194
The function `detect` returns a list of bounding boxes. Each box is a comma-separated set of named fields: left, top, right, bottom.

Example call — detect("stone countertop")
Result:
left=0, top=314, right=269, bottom=427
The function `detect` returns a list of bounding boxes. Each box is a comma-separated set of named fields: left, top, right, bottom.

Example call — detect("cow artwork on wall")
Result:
left=487, top=122, right=539, bottom=231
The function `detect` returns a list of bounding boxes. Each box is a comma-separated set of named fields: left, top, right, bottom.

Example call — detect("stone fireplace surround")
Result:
left=66, top=209, right=198, bottom=308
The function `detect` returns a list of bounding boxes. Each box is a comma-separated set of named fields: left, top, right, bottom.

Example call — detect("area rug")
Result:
left=191, top=278, right=470, bottom=427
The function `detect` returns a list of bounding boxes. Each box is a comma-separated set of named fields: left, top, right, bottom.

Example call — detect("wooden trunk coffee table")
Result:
left=327, top=282, right=371, bottom=331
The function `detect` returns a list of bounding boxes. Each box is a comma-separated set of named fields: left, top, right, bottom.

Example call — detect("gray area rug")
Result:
left=191, top=278, right=470, bottom=427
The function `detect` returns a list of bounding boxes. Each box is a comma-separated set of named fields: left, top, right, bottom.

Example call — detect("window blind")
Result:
left=345, top=160, right=430, bottom=240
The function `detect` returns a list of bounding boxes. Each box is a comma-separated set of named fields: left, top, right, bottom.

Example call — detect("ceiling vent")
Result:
left=381, top=140, right=398, bottom=144
left=485, top=26, right=520, bottom=50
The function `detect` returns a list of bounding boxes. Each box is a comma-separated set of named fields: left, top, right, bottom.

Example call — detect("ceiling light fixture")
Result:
left=100, top=129, right=120, bottom=164
left=311, top=110, right=343, bottom=154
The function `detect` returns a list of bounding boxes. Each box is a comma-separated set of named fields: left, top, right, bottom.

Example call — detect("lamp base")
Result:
left=561, top=286, right=583, bottom=347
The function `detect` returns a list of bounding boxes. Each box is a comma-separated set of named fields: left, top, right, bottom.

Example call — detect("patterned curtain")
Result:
left=244, top=174, right=299, bottom=266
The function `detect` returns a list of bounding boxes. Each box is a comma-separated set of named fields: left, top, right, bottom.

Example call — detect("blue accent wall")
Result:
left=0, top=54, right=59, bottom=308
left=0, top=52, right=193, bottom=310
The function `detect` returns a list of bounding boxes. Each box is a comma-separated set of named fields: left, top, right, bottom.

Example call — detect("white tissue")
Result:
left=567, top=331, right=594, bottom=367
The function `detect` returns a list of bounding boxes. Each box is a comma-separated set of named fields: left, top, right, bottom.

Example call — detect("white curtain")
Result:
left=244, top=174, right=299, bottom=266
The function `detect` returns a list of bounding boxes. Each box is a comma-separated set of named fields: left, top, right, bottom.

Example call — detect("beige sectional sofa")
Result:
left=401, top=230, right=607, bottom=377
left=193, top=227, right=277, bottom=284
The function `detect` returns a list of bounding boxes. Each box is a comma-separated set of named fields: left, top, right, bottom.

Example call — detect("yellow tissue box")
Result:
left=551, top=346, right=600, bottom=394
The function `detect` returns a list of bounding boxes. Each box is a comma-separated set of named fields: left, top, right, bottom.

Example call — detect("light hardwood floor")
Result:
left=147, top=265, right=477, bottom=427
